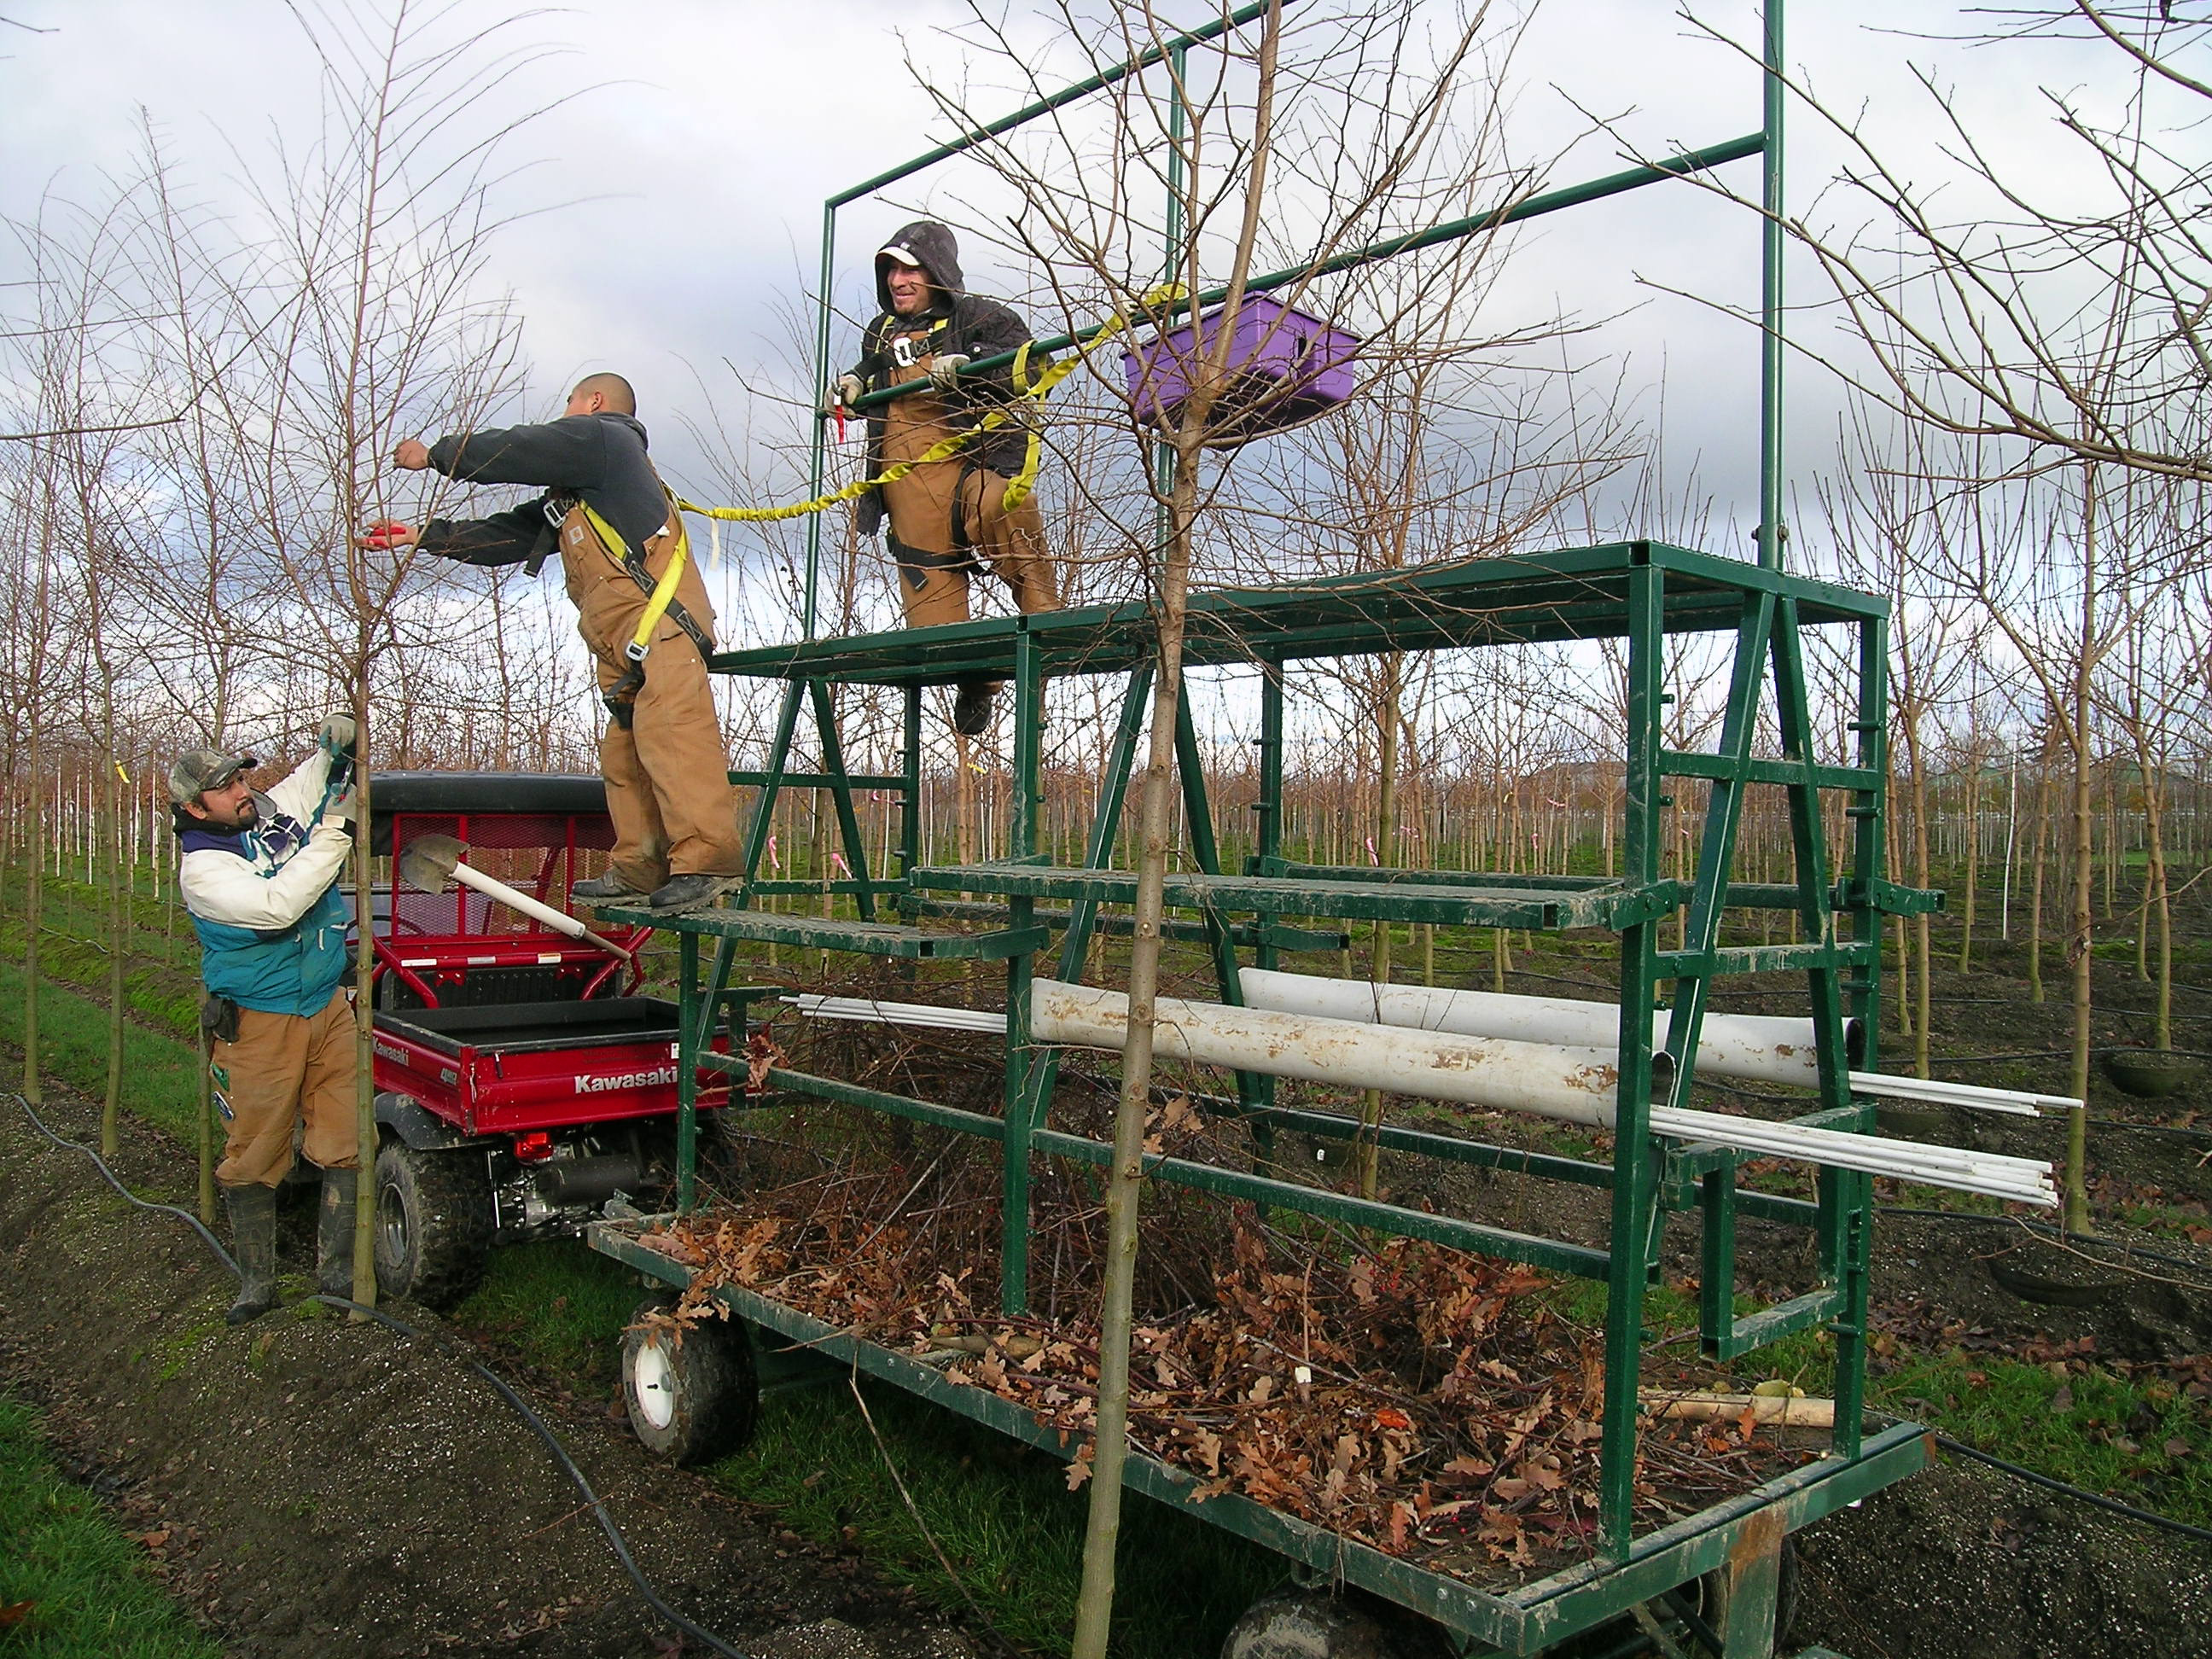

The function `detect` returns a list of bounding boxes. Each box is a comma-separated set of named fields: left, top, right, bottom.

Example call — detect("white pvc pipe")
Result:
left=1237, top=968, right=1836, bottom=1082
left=1032, top=980, right=2056, bottom=1206
left=1033, top=978, right=1627, bottom=1126
left=444, top=860, right=591, bottom=940
left=782, top=984, right=2053, bottom=1202
left=1238, top=969, right=2058, bottom=1116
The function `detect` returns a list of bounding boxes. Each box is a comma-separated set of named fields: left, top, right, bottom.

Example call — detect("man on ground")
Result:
left=173, top=724, right=360, bottom=1324
left=364, top=373, right=742, bottom=913
left=831, top=221, right=1059, bottom=736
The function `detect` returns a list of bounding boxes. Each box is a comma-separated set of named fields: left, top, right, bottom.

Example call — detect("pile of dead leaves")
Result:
left=632, top=1172, right=1805, bottom=1581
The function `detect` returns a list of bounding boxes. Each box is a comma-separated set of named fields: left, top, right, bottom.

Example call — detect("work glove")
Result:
left=925, top=353, right=971, bottom=393
left=321, top=777, right=359, bottom=830
left=317, top=713, right=358, bottom=758
left=822, top=373, right=865, bottom=417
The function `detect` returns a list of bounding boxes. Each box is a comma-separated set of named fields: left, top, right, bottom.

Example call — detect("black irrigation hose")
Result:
left=6, top=1091, right=754, bottom=1659
left=1875, top=1206, right=2212, bottom=1274
left=1932, top=1435, right=2212, bottom=1547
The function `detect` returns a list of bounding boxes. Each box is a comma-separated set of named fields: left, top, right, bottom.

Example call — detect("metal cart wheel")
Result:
left=620, top=1295, right=760, bottom=1466
left=1221, top=1585, right=1449, bottom=1659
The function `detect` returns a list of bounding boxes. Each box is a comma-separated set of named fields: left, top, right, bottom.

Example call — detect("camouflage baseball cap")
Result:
left=168, top=748, right=259, bottom=805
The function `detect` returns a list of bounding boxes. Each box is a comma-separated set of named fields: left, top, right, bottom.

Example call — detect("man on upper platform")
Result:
left=364, top=374, right=742, bottom=914
left=830, top=221, right=1059, bottom=736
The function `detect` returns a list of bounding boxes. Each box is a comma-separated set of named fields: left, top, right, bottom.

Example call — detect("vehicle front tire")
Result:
left=621, top=1295, right=759, bottom=1465
left=372, top=1138, right=493, bottom=1308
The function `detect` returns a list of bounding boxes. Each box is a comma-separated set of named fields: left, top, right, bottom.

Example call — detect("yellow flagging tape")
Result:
left=676, top=285, right=1186, bottom=527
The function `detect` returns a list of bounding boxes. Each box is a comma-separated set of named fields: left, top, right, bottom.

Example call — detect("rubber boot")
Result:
left=317, top=1164, right=358, bottom=1299
left=222, top=1183, right=278, bottom=1325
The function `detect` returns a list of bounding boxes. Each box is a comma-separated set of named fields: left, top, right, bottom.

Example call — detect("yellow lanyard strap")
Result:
left=678, top=285, right=1185, bottom=527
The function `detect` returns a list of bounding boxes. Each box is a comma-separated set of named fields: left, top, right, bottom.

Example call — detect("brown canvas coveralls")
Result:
left=877, top=321, right=1057, bottom=629
left=419, top=412, right=742, bottom=894
left=214, top=998, right=357, bottom=1186
left=558, top=504, right=741, bottom=893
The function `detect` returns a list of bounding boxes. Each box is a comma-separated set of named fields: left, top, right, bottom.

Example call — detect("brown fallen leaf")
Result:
left=0, top=1602, right=32, bottom=1630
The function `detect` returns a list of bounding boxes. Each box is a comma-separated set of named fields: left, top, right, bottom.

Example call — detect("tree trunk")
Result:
left=2064, top=476, right=2098, bottom=1234
left=1354, top=652, right=1401, bottom=1200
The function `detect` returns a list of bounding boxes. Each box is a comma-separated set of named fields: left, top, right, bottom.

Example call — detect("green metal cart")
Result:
left=587, top=538, right=1940, bottom=1657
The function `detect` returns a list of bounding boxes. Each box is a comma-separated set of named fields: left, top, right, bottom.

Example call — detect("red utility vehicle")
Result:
left=365, top=772, right=731, bottom=1306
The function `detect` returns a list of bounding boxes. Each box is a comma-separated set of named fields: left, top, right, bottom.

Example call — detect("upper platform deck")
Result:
left=708, top=539, right=1886, bottom=687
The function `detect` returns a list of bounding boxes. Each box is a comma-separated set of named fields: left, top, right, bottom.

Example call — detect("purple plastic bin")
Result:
left=1121, top=294, right=1359, bottom=448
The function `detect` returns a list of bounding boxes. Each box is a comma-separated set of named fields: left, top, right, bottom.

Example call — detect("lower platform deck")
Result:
left=590, top=1214, right=1927, bottom=1657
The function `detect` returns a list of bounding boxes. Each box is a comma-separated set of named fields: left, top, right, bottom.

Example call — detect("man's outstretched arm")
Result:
left=405, top=418, right=608, bottom=491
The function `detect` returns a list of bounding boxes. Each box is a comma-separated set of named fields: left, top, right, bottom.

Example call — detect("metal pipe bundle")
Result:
left=784, top=985, right=2057, bottom=1204
left=1028, top=980, right=2056, bottom=1207
left=1236, top=969, right=2066, bottom=1117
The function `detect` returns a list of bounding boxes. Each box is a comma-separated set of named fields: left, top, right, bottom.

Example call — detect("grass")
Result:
left=0, top=1395, right=223, bottom=1659
left=0, top=958, right=205, bottom=1155
left=1871, top=1348, right=2212, bottom=1524
left=706, top=1382, right=1282, bottom=1657
left=452, top=1239, right=655, bottom=1388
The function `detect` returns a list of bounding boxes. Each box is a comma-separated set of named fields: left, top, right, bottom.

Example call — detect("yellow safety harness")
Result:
left=574, top=496, right=709, bottom=721
left=675, top=285, right=1184, bottom=534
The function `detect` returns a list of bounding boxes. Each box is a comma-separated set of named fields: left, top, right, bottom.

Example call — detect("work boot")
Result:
left=573, top=870, right=652, bottom=905
left=647, top=873, right=736, bottom=915
left=951, top=678, right=998, bottom=738
left=222, top=1183, right=278, bottom=1325
left=316, top=1164, right=358, bottom=1299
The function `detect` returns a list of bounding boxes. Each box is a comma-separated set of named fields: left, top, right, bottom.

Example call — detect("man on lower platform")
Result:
left=365, top=373, right=743, bottom=913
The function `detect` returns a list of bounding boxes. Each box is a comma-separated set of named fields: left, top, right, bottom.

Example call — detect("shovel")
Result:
left=398, top=834, right=637, bottom=967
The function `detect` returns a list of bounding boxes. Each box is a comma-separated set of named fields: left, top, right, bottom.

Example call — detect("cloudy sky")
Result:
left=1, top=0, right=2133, bottom=601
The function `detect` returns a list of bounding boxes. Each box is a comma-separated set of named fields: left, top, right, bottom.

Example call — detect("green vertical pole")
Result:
left=1659, top=590, right=1776, bottom=1109
left=1757, top=0, right=1785, bottom=572
left=741, top=681, right=808, bottom=885
left=1772, top=595, right=1869, bottom=1458
left=677, top=928, right=700, bottom=1215
left=806, top=203, right=838, bottom=637
left=809, top=679, right=875, bottom=918
left=1173, top=698, right=1265, bottom=1126
left=1001, top=633, right=1045, bottom=1315
left=1600, top=556, right=1667, bottom=1555
left=1004, top=664, right=1152, bottom=1310
left=1248, top=661, right=1284, bottom=1147
left=899, top=683, right=923, bottom=894
left=1251, top=659, right=1285, bottom=894
left=1848, top=615, right=1892, bottom=1060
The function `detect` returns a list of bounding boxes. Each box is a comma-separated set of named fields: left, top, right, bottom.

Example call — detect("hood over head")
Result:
left=876, top=221, right=964, bottom=312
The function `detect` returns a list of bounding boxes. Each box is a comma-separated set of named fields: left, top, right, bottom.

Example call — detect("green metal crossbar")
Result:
left=911, top=860, right=1679, bottom=931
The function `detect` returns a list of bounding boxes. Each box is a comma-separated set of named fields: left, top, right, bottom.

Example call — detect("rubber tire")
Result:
left=372, top=1138, right=494, bottom=1308
left=1220, top=1586, right=1445, bottom=1659
left=620, top=1296, right=760, bottom=1466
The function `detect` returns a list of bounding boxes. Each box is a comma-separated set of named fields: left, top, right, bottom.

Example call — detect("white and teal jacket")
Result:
left=178, top=752, right=352, bottom=1017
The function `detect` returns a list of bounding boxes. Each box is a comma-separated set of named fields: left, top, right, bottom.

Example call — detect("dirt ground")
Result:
left=0, top=1069, right=979, bottom=1659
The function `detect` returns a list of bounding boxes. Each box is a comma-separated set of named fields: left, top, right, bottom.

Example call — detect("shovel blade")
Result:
left=397, top=833, right=465, bottom=894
